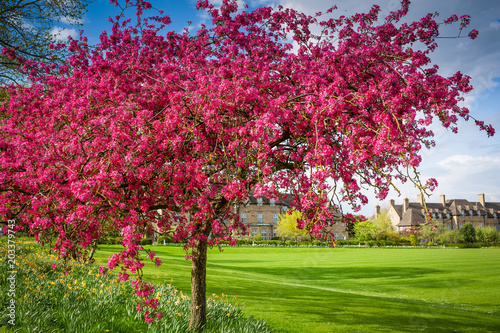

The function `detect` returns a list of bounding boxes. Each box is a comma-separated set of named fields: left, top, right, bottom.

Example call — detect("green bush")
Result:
left=157, top=236, right=173, bottom=244
left=140, top=238, right=152, bottom=245
left=284, top=240, right=295, bottom=246
left=114, top=237, right=124, bottom=245
left=253, top=234, right=263, bottom=242
left=312, top=240, right=322, bottom=246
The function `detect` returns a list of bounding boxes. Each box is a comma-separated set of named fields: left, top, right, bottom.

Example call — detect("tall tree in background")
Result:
left=460, top=222, right=476, bottom=244
left=0, top=0, right=92, bottom=84
left=0, top=0, right=494, bottom=328
left=277, top=210, right=308, bottom=241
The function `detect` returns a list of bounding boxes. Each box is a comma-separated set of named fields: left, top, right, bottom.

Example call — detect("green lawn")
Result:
left=93, top=246, right=500, bottom=332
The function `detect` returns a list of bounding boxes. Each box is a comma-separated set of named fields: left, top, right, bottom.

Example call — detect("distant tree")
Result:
left=353, top=220, right=377, bottom=241
left=343, top=213, right=366, bottom=238
left=409, top=234, right=418, bottom=246
left=475, top=226, right=497, bottom=243
left=0, top=0, right=92, bottom=84
left=371, top=208, right=395, bottom=240
left=460, top=222, right=476, bottom=244
left=277, top=210, right=308, bottom=241
left=420, top=221, right=445, bottom=243
left=373, top=208, right=393, bottom=231
left=252, top=233, right=263, bottom=242
left=439, top=230, right=461, bottom=244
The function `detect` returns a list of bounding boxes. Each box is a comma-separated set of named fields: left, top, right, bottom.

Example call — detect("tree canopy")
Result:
left=0, top=0, right=92, bottom=84
left=0, top=0, right=494, bottom=328
left=277, top=210, right=308, bottom=241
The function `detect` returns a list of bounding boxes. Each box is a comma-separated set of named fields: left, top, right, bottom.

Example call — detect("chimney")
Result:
left=417, top=193, right=424, bottom=206
left=403, top=197, right=409, bottom=212
left=389, top=199, right=395, bottom=207
left=478, top=193, right=486, bottom=207
left=375, top=205, right=381, bottom=218
left=440, top=194, right=446, bottom=206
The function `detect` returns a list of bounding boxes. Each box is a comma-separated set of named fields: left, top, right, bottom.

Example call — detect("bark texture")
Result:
left=189, top=235, right=208, bottom=329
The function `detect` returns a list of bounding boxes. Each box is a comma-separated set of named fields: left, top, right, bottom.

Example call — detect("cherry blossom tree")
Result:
left=0, top=0, right=494, bottom=328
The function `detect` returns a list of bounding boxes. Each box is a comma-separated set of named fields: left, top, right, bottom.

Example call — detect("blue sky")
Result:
left=53, top=0, right=500, bottom=217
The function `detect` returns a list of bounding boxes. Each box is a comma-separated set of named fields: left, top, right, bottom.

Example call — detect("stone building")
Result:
left=240, top=194, right=348, bottom=240
left=379, top=193, right=500, bottom=232
left=155, top=194, right=348, bottom=241
left=238, top=194, right=293, bottom=240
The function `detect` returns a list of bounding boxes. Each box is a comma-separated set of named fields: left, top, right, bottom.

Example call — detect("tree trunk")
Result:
left=189, top=235, right=208, bottom=329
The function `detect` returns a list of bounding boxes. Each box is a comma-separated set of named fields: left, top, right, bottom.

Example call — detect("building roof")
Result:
left=390, top=194, right=500, bottom=227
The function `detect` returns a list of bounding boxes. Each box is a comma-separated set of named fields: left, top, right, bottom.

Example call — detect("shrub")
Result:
left=139, top=238, right=152, bottom=245
left=439, top=230, right=461, bottom=243
left=312, top=240, right=322, bottom=246
left=253, top=234, right=263, bottom=242
left=157, top=236, right=174, bottom=244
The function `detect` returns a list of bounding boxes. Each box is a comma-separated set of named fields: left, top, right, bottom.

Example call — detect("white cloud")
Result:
left=50, top=26, right=78, bottom=41
left=437, top=154, right=500, bottom=174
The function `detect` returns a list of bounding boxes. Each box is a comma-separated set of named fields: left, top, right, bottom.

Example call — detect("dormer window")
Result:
left=478, top=210, right=481, bottom=217
left=461, top=209, right=465, bottom=216
left=446, top=213, right=451, bottom=219
left=439, top=213, right=443, bottom=219
left=469, top=209, right=473, bottom=216
left=494, top=213, right=498, bottom=219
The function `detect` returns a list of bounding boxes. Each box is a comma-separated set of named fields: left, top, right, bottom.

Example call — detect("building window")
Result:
left=478, top=210, right=481, bottom=217
left=334, top=233, right=339, bottom=240
left=431, top=213, right=436, bottom=218
left=241, top=213, right=247, bottom=223
left=257, top=214, right=263, bottom=223
left=273, top=214, right=279, bottom=223
left=439, top=213, right=443, bottom=219
left=252, top=229, right=257, bottom=236
left=461, top=209, right=465, bottom=216
left=343, top=233, right=347, bottom=240
left=283, top=206, right=288, bottom=212
left=460, top=223, right=464, bottom=229
left=261, top=229, right=267, bottom=240
left=273, top=229, right=278, bottom=238
left=446, top=213, right=451, bottom=219
left=447, top=225, right=451, bottom=231
left=257, top=198, right=263, bottom=206
left=341, top=222, right=345, bottom=226
left=270, top=199, right=275, bottom=207
left=494, top=213, right=498, bottom=219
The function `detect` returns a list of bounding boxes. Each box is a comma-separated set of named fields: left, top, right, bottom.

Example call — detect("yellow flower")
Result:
left=227, top=313, right=231, bottom=317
